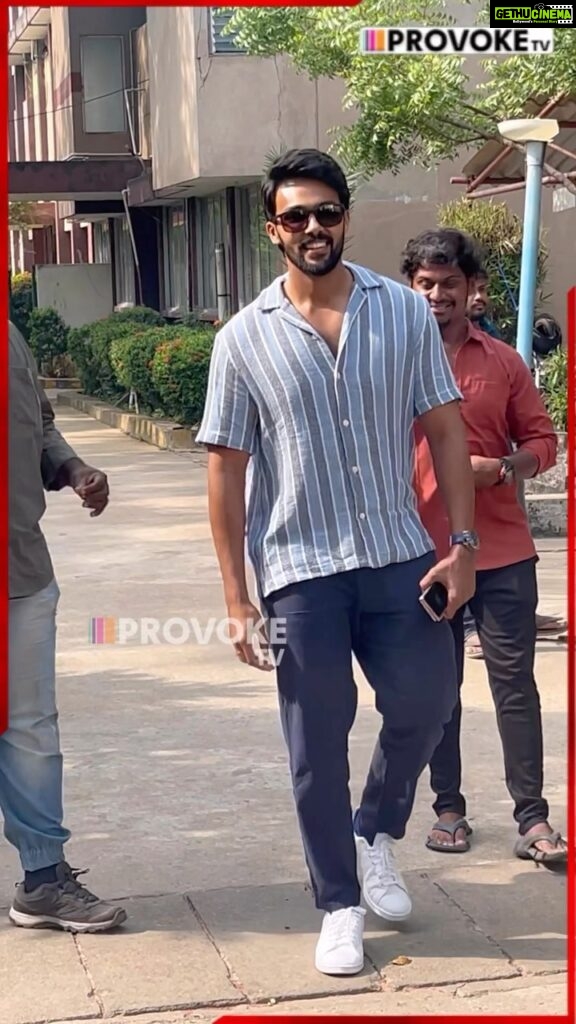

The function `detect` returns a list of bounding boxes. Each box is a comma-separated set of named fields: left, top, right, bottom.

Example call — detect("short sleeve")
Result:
left=196, top=331, right=258, bottom=454
left=412, top=296, right=462, bottom=416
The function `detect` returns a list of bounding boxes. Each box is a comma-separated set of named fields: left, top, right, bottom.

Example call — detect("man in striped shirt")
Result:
left=197, top=149, right=477, bottom=976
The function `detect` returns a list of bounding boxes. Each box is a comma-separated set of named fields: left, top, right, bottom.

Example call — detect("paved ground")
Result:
left=1, top=407, right=568, bottom=1023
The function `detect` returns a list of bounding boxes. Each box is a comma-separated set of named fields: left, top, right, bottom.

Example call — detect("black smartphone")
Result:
left=419, top=581, right=448, bottom=622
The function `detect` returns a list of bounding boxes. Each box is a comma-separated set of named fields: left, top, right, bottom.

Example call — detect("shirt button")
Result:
left=352, top=466, right=359, bottom=474
left=336, top=372, right=342, bottom=380
left=359, top=512, right=366, bottom=520
left=342, top=419, right=350, bottom=427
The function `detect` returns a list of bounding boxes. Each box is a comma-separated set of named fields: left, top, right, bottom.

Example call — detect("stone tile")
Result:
left=0, top=917, right=95, bottom=1024
left=78, top=894, right=241, bottom=1016
left=191, top=882, right=381, bottom=1001
left=363, top=871, right=520, bottom=988
left=61, top=978, right=568, bottom=1024
left=428, top=859, right=567, bottom=975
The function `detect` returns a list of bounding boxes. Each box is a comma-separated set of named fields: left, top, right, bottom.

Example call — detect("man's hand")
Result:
left=68, top=463, right=109, bottom=517
left=227, top=600, right=275, bottom=672
left=470, top=456, right=501, bottom=489
left=420, top=547, right=476, bottom=620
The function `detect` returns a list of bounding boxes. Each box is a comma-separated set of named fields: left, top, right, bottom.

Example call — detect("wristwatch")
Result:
left=450, top=530, right=480, bottom=552
left=497, top=457, right=516, bottom=485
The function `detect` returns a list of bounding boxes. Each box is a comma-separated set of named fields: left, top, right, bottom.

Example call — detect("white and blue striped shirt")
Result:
left=197, top=262, right=461, bottom=598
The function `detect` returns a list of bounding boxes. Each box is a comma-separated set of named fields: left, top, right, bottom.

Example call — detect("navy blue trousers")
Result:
left=263, top=553, right=458, bottom=911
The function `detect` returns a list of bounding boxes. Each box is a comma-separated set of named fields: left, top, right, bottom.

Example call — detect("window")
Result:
left=113, top=217, right=135, bottom=306
left=235, top=185, right=281, bottom=308
left=209, top=10, right=246, bottom=54
left=93, top=221, right=111, bottom=263
left=162, top=204, right=188, bottom=313
left=80, top=36, right=126, bottom=133
left=193, top=193, right=230, bottom=312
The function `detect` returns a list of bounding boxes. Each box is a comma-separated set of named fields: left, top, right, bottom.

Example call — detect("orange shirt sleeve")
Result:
left=504, top=348, right=558, bottom=474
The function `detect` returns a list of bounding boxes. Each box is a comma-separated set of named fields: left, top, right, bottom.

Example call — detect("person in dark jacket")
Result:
left=4, top=321, right=126, bottom=933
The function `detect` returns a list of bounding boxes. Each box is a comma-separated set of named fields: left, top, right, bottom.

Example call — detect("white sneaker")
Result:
left=315, top=906, right=366, bottom=975
left=355, top=832, right=412, bottom=921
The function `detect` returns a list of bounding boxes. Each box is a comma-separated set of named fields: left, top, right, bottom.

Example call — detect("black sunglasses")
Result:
left=273, top=202, right=346, bottom=233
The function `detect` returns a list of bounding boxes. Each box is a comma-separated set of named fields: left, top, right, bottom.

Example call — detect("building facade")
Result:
left=8, top=6, right=574, bottom=330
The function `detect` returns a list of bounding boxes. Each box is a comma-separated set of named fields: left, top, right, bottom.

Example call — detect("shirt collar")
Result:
left=256, top=261, right=383, bottom=312
left=465, top=318, right=494, bottom=348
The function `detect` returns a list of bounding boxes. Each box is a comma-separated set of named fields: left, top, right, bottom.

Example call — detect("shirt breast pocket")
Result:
left=11, top=367, right=42, bottom=434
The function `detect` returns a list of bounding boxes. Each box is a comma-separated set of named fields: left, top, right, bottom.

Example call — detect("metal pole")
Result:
left=515, top=141, right=546, bottom=367
left=215, top=243, right=229, bottom=321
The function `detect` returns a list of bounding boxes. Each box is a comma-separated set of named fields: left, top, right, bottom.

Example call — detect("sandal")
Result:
left=514, top=831, right=568, bottom=863
left=426, top=818, right=473, bottom=853
left=536, top=613, right=566, bottom=636
left=465, top=633, right=484, bottom=660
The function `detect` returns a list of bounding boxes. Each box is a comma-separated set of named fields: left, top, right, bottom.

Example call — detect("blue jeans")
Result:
left=1, top=578, right=70, bottom=871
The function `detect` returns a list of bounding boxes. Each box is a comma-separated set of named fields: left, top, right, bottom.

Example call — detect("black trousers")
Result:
left=264, top=554, right=458, bottom=912
left=429, top=556, right=548, bottom=834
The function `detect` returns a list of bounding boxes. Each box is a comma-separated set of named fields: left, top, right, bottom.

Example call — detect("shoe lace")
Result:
left=327, top=907, right=365, bottom=944
left=60, top=865, right=100, bottom=904
left=366, top=838, right=402, bottom=889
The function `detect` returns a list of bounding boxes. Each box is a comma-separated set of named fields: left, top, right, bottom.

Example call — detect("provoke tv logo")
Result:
left=360, top=26, right=554, bottom=53
left=491, top=3, right=575, bottom=26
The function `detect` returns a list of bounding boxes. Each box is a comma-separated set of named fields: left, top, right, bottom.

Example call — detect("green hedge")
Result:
left=109, top=327, right=171, bottom=413
left=67, top=309, right=217, bottom=424
left=540, top=347, right=568, bottom=432
left=9, top=272, right=34, bottom=339
left=27, top=307, right=69, bottom=376
left=150, top=329, right=215, bottom=425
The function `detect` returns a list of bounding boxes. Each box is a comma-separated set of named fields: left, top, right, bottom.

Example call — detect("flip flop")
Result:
left=465, top=634, right=484, bottom=660
left=514, top=831, right=568, bottom=863
left=426, top=818, right=473, bottom=853
left=536, top=614, right=566, bottom=635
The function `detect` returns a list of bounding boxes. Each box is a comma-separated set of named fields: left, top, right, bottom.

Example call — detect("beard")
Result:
left=280, top=233, right=345, bottom=277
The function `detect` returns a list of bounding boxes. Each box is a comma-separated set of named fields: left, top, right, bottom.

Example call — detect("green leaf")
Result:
left=222, top=3, right=576, bottom=176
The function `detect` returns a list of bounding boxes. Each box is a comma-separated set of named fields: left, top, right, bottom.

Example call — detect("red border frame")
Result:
left=2, top=5, right=574, bottom=1021
left=1, top=1, right=8, bottom=737
left=567, top=285, right=575, bottom=1024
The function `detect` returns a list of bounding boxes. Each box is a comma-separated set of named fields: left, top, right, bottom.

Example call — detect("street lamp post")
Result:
left=497, top=118, right=559, bottom=368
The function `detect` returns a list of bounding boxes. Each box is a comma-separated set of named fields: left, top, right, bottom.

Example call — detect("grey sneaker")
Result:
left=9, top=862, right=127, bottom=933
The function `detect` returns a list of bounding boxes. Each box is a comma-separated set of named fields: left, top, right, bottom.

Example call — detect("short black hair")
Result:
left=262, top=148, right=351, bottom=221
left=400, top=229, right=483, bottom=282
left=475, top=267, right=488, bottom=281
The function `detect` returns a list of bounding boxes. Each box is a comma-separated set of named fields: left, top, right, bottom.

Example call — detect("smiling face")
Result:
left=410, top=262, right=472, bottom=328
left=265, top=179, right=349, bottom=278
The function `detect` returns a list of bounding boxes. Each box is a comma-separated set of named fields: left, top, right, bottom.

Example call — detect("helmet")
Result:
left=532, top=315, right=562, bottom=358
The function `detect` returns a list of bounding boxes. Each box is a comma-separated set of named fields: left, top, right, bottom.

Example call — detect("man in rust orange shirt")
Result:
left=402, top=228, right=567, bottom=863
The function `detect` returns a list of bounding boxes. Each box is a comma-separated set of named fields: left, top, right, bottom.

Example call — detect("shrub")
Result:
left=109, top=327, right=171, bottom=412
left=9, top=271, right=34, bottom=339
left=66, top=310, right=163, bottom=397
left=150, top=328, right=216, bottom=425
left=67, top=318, right=134, bottom=399
left=65, top=312, right=217, bottom=423
left=437, top=198, right=549, bottom=345
left=106, top=306, right=165, bottom=327
left=539, top=347, right=568, bottom=432
left=27, top=307, right=69, bottom=376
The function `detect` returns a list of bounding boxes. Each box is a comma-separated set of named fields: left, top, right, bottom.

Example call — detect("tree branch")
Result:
left=543, top=162, right=576, bottom=196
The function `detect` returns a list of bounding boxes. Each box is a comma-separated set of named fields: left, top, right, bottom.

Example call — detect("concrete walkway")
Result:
left=0, top=406, right=568, bottom=1023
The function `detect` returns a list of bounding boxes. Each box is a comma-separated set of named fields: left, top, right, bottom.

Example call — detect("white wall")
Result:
left=35, top=263, right=113, bottom=327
